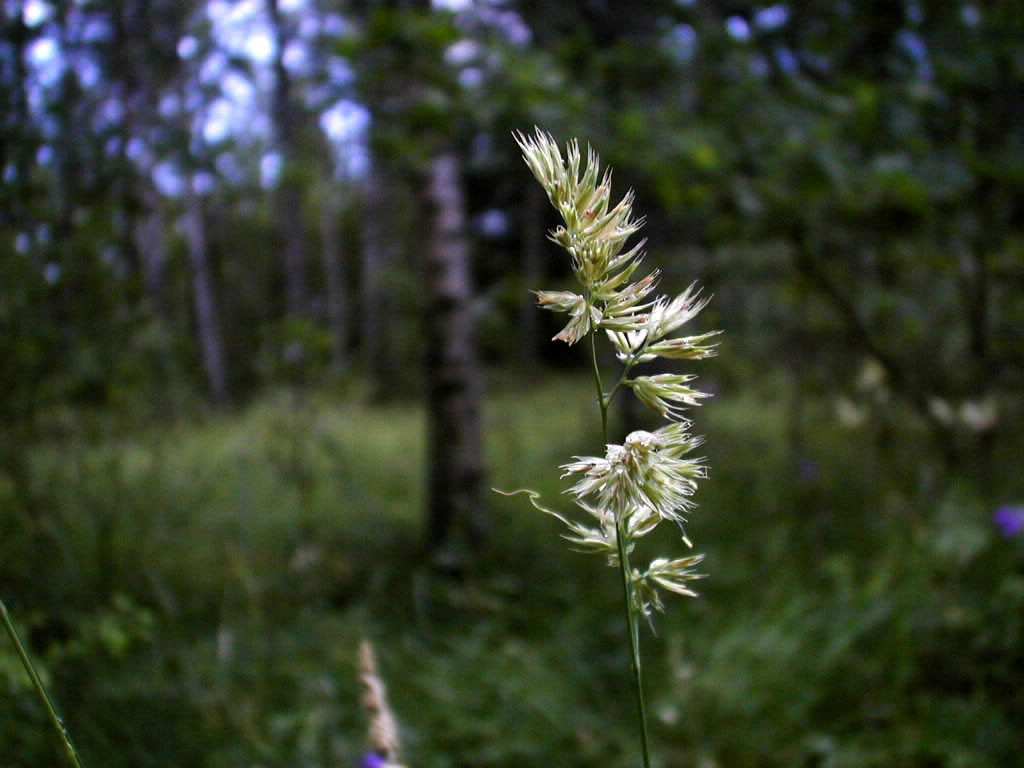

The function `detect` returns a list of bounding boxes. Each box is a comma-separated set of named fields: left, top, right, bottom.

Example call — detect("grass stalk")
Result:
left=588, top=318, right=653, bottom=768
left=516, top=128, right=715, bottom=768
left=0, top=598, right=88, bottom=768
left=615, top=516, right=653, bottom=768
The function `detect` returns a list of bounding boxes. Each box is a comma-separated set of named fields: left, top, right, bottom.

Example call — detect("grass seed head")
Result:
left=514, top=127, right=721, bottom=616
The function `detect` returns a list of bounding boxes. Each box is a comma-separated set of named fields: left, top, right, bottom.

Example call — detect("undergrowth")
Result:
left=1, top=373, right=1021, bottom=768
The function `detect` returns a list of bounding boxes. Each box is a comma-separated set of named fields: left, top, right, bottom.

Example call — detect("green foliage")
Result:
left=344, top=7, right=464, bottom=166
left=3, top=2, right=1024, bottom=766
left=257, top=317, right=337, bottom=387
left=2, top=376, right=1022, bottom=767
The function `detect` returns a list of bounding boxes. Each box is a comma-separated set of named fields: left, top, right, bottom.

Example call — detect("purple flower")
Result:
left=994, top=505, right=1024, bottom=538
left=360, top=753, right=388, bottom=768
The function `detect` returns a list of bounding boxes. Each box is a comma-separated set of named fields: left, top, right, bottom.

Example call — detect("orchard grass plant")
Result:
left=502, top=128, right=720, bottom=768
left=358, top=639, right=409, bottom=768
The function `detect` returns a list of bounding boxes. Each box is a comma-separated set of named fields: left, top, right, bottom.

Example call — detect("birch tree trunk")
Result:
left=424, top=152, right=486, bottom=554
left=184, top=178, right=229, bottom=406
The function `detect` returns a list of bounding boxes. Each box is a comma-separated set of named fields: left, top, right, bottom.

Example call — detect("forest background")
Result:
left=2, top=1, right=1023, bottom=767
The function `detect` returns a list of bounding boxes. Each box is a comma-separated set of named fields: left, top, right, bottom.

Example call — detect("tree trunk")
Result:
left=424, top=152, right=486, bottom=556
left=184, top=178, right=229, bottom=406
left=111, top=0, right=173, bottom=321
left=5, top=5, right=34, bottom=223
left=360, top=168, right=401, bottom=398
left=266, top=0, right=308, bottom=318
left=320, top=184, right=347, bottom=372
left=133, top=182, right=168, bottom=318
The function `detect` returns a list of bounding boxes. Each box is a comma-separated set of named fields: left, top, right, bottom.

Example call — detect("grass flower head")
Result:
left=508, top=127, right=722, bottom=768
left=513, top=127, right=718, bottom=609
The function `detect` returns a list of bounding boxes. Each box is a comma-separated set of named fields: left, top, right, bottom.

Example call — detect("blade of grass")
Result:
left=0, top=598, right=88, bottom=768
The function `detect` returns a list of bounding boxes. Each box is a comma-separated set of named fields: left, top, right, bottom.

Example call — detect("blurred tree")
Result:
left=710, top=0, right=1024, bottom=487
left=0, top=1, right=37, bottom=228
left=359, top=165, right=406, bottom=396
left=318, top=178, right=350, bottom=372
left=103, top=0, right=188, bottom=322
left=0, top=1, right=48, bottom=515
left=425, top=150, right=486, bottom=554
left=266, top=0, right=311, bottom=322
left=183, top=168, right=230, bottom=406
left=346, top=1, right=490, bottom=553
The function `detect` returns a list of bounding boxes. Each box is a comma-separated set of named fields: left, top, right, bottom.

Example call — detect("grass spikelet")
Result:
left=359, top=639, right=405, bottom=767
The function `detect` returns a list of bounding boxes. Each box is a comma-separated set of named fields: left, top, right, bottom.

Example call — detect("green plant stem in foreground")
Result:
left=616, top=512, right=653, bottom=768
left=0, top=598, right=88, bottom=768
left=589, top=322, right=653, bottom=768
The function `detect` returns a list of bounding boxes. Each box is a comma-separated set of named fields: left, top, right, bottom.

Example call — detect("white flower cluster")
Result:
left=514, top=128, right=719, bottom=619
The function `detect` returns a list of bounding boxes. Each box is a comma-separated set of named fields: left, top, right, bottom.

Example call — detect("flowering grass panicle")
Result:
left=359, top=640, right=407, bottom=768
left=509, top=127, right=720, bottom=768
left=513, top=127, right=718, bottom=614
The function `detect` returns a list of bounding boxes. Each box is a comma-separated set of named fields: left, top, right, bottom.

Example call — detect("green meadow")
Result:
left=3, top=374, right=1020, bottom=767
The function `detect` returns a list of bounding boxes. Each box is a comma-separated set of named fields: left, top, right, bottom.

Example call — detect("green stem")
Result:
left=606, top=358, right=636, bottom=406
left=586, top=312, right=652, bottom=768
left=0, top=599, right=87, bottom=768
left=588, top=326, right=609, bottom=440
left=615, top=518, right=652, bottom=768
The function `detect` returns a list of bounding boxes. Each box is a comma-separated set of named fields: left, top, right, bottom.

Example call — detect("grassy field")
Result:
left=2, top=373, right=1021, bottom=768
